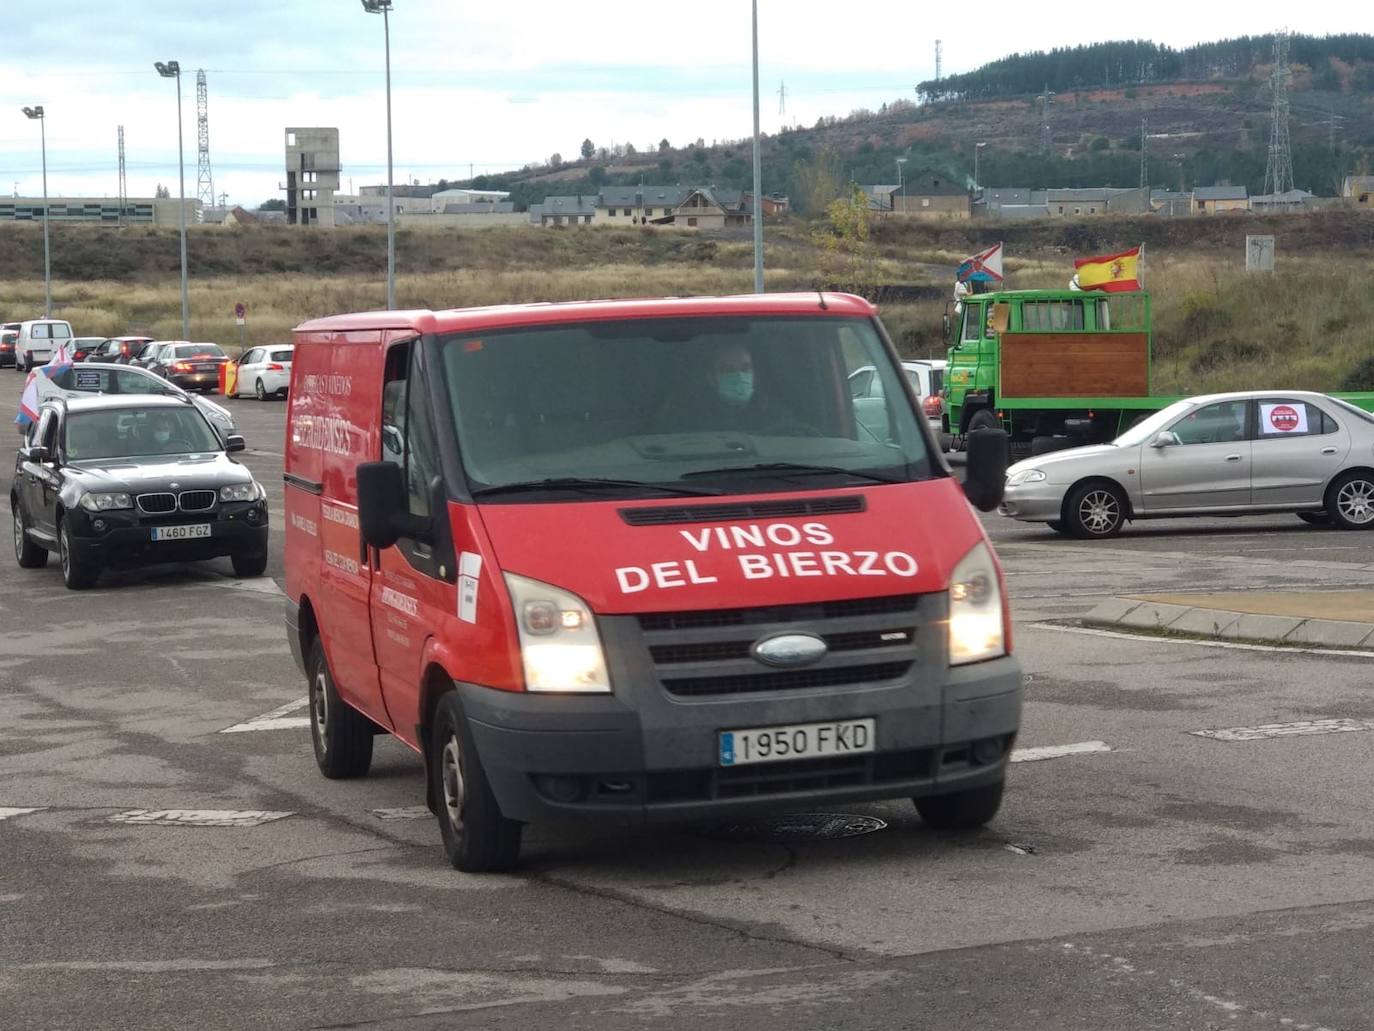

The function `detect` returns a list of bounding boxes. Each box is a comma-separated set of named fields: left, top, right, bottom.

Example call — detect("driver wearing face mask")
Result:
left=147, top=413, right=177, bottom=450
left=657, top=343, right=786, bottom=433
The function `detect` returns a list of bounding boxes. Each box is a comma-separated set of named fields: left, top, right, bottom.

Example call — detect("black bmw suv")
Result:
left=11, top=394, right=269, bottom=589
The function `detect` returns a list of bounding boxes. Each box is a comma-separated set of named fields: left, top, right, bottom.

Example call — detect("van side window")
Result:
left=381, top=342, right=439, bottom=519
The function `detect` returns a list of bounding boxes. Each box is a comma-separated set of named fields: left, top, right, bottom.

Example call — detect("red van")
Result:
left=284, top=293, right=1019, bottom=871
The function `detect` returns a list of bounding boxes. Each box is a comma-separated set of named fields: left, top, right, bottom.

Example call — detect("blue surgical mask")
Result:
left=718, top=370, right=754, bottom=404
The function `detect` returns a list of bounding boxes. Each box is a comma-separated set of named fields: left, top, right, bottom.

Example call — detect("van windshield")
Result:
left=438, top=316, right=934, bottom=498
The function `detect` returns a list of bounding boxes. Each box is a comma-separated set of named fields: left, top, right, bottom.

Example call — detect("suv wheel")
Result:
left=13, top=505, right=48, bottom=568
left=58, top=522, right=99, bottom=590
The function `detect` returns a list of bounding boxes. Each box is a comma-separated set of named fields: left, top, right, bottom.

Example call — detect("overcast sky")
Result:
left=0, top=3, right=1354, bottom=206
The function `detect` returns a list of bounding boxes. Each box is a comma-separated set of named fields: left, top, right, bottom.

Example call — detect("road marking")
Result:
left=109, top=809, right=294, bottom=827
left=1011, top=741, right=1112, bottom=763
left=372, top=806, right=431, bottom=821
left=1029, top=622, right=1374, bottom=658
left=246, top=449, right=283, bottom=458
left=221, top=697, right=309, bottom=733
left=1191, top=718, right=1374, bottom=742
left=197, top=576, right=285, bottom=597
left=0, top=807, right=47, bottom=822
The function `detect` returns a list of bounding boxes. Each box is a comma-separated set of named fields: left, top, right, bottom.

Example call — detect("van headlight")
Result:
left=504, top=573, right=610, bottom=693
left=948, top=541, right=1007, bottom=665
left=1006, top=468, right=1046, bottom=487
left=79, top=492, right=132, bottom=512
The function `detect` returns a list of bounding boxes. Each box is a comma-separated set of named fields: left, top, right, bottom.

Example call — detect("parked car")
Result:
left=14, top=319, right=74, bottom=372
left=85, top=336, right=155, bottom=364
left=132, top=341, right=176, bottom=370
left=231, top=344, right=294, bottom=400
left=11, top=394, right=267, bottom=589
left=0, top=328, right=16, bottom=369
left=849, top=359, right=948, bottom=445
left=1000, top=390, right=1374, bottom=538
left=70, top=337, right=109, bottom=363
left=34, top=360, right=239, bottom=443
left=148, top=342, right=229, bottom=392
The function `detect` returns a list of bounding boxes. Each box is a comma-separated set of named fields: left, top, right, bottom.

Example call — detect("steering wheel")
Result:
left=762, top=419, right=824, bottom=438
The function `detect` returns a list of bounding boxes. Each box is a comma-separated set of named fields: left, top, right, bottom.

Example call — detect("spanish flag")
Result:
left=1074, top=245, right=1143, bottom=293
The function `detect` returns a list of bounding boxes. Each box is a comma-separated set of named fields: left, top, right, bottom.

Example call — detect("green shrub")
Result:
left=1339, top=354, right=1374, bottom=391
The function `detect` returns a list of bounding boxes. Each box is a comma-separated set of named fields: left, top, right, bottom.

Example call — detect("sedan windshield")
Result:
left=65, top=407, right=222, bottom=461
left=1114, top=400, right=1196, bottom=446
left=438, top=316, right=934, bottom=498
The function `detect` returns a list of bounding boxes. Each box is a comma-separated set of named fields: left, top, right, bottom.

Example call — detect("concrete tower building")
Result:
left=284, top=127, right=340, bottom=227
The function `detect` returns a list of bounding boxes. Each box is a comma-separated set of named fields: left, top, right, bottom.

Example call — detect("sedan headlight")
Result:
left=504, top=573, right=610, bottom=693
left=79, top=492, right=132, bottom=512
left=219, top=483, right=259, bottom=503
left=949, top=541, right=1007, bottom=666
left=1006, top=468, right=1047, bottom=487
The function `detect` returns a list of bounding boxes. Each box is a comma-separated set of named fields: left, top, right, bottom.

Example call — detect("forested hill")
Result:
left=918, top=34, right=1374, bottom=102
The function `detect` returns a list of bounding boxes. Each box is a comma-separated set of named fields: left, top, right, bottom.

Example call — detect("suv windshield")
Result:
left=439, top=315, right=934, bottom=497
left=64, top=406, right=221, bottom=461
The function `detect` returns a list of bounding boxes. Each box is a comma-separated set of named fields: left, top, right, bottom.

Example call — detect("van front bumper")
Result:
left=457, top=656, right=1022, bottom=826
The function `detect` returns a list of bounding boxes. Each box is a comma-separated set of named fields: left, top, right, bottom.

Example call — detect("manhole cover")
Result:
left=701, top=812, right=887, bottom=843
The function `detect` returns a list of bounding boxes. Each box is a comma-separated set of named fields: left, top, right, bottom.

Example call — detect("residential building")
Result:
left=1150, top=190, right=1193, bottom=217
left=431, top=188, right=510, bottom=208
left=1191, top=185, right=1248, bottom=215
left=747, top=193, right=790, bottom=217
left=1045, top=187, right=1150, bottom=216
left=858, top=185, right=899, bottom=212
left=0, top=197, right=198, bottom=225
left=892, top=173, right=970, bottom=219
left=596, top=185, right=689, bottom=225
left=1250, top=189, right=1317, bottom=213
left=1342, top=176, right=1374, bottom=206
left=669, top=188, right=753, bottom=229
left=533, top=195, right=599, bottom=226
left=284, top=127, right=340, bottom=227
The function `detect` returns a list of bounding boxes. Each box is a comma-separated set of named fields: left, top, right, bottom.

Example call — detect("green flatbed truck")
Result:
left=942, top=288, right=1374, bottom=455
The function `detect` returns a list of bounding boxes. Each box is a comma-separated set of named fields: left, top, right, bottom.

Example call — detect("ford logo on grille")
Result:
left=751, top=632, right=828, bottom=668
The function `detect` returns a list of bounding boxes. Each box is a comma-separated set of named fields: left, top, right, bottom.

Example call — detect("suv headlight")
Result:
left=219, top=482, right=259, bottom=503
left=504, top=573, right=610, bottom=693
left=1006, top=468, right=1046, bottom=487
left=79, top=492, right=132, bottom=512
left=948, top=541, right=1007, bottom=666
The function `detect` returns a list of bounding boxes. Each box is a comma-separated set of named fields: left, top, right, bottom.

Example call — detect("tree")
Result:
left=659, top=138, right=671, bottom=154
left=581, top=138, right=595, bottom=160
left=155, top=184, right=170, bottom=199
left=258, top=199, right=286, bottom=211
left=588, top=165, right=609, bottom=186
left=625, top=142, right=637, bottom=156
left=658, top=159, right=674, bottom=178
left=548, top=153, right=564, bottom=170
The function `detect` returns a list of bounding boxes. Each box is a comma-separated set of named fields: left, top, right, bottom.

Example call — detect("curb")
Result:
left=1082, top=598, right=1374, bottom=649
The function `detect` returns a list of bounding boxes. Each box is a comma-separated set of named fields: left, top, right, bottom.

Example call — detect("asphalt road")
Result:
left=3, top=377, right=1373, bottom=1030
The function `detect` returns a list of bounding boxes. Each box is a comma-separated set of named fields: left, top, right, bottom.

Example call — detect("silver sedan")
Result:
left=1000, top=390, right=1374, bottom=538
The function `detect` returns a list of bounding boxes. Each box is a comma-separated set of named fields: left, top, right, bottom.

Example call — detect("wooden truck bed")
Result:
left=999, top=332, right=1149, bottom=398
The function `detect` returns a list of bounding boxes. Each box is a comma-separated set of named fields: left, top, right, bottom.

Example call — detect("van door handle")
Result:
left=1320, top=447, right=1337, bottom=455
left=1225, top=454, right=1242, bottom=462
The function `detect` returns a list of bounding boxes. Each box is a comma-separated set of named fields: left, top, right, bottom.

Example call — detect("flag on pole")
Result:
left=956, top=242, right=1004, bottom=285
left=16, top=343, right=75, bottom=427
left=1073, top=245, right=1144, bottom=293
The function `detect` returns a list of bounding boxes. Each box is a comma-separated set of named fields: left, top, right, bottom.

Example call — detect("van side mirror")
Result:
left=1150, top=431, right=1180, bottom=449
left=357, top=461, right=433, bottom=550
left=962, top=428, right=1008, bottom=512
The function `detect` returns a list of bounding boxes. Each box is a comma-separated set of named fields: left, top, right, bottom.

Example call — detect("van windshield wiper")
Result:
left=681, top=462, right=907, bottom=484
left=471, top=477, right=722, bottom=498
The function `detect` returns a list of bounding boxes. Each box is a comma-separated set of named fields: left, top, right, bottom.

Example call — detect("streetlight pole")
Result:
left=155, top=61, right=190, bottom=339
left=22, top=106, right=50, bottom=317
left=750, top=0, right=764, bottom=294
left=362, top=0, right=396, bottom=310
left=974, top=141, right=987, bottom=192
left=895, top=157, right=907, bottom=212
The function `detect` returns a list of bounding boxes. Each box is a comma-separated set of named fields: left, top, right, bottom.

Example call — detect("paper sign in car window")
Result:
left=1260, top=402, right=1308, bottom=435
left=75, top=369, right=104, bottom=391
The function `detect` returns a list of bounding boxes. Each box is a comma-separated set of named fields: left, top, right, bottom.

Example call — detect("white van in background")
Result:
left=15, top=319, right=74, bottom=372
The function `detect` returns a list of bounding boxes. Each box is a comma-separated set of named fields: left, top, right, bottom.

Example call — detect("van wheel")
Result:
left=58, top=522, right=99, bottom=589
left=914, top=779, right=1004, bottom=830
left=1064, top=482, right=1126, bottom=539
left=13, top=505, right=48, bottom=568
left=1327, top=472, right=1374, bottom=531
left=308, top=637, right=373, bottom=779
left=430, top=693, right=522, bottom=872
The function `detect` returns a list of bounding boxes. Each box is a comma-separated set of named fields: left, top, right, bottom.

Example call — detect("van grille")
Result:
left=663, top=661, right=913, bottom=698
left=645, top=748, right=935, bottom=803
left=620, top=494, right=864, bottom=526
left=638, top=594, right=918, bottom=633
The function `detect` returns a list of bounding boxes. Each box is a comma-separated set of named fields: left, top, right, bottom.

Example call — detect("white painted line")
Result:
left=109, top=809, right=294, bottom=828
left=1191, top=719, right=1374, bottom=742
left=198, top=577, right=285, bottom=597
left=221, top=698, right=308, bottom=734
left=372, top=805, right=431, bottom=821
left=1011, top=741, right=1113, bottom=763
left=0, top=807, right=47, bottom=822
left=246, top=449, right=283, bottom=458
left=1029, top=622, right=1374, bottom=659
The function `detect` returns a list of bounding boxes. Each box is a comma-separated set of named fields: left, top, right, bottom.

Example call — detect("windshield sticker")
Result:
left=75, top=369, right=103, bottom=390
left=1260, top=403, right=1307, bottom=435
left=614, top=520, right=918, bottom=594
left=458, top=551, right=482, bottom=623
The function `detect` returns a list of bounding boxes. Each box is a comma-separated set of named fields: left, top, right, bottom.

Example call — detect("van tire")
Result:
left=430, top=692, right=522, bottom=873
left=308, top=637, right=374, bottom=779
left=914, top=779, right=1004, bottom=830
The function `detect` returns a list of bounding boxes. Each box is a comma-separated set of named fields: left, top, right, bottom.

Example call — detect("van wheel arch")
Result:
left=419, top=663, right=459, bottom=814
left=296, top=595, right=321, bottom=667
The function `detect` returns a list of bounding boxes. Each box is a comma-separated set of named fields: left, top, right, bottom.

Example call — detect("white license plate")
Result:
left=719, top=718, right=875, bottom=767
left=152, top=524, right=211, bottom=541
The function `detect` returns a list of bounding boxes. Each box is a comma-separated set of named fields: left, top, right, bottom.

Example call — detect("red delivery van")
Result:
left=284, top=293, right=1019, bottom=871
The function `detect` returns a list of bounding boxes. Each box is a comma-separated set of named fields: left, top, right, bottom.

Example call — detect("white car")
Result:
left=14, top=319, right=74, bottom=372
left=850, top=359, right=948, bottom=443
left=31, top=361, right=239, bottom=443
left=232, top=345, right=294, bottom=400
